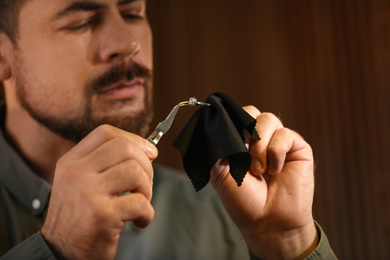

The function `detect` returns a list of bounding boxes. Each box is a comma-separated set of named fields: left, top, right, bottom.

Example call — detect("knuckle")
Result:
left=122, top=160, right=151, bottom=191
left=243, top=105, right=261, bottom=115
left=55, top=156, right=67, bottom=170
left=55, top=158, right=78, bottom=182
left=94, top=124, right=115, bottom=138
left=124, top=159, right=144, bottom=176
left=133, top=194, right=153, bottom=213
left=113, top=136, right=131, bottom=149
left=260, top=112, right=282, bottom=126
left=277, top=127, right=291, bottom=136
left=244, top=105, right=257, bottom=110
left=112, top=136, right=142, bottom=157
left=260, top=112, right=274, bottom=120
left=306, top=143, right=313, bottom=154
left=260, top=112, right=283, bottom=126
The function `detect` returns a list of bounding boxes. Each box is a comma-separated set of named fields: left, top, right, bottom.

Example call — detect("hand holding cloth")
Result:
left=173, top=92, right=260, bottom=191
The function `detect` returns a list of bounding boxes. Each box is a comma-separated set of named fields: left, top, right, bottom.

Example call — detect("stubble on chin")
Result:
left=86, top=87, right=154, bottom=140
left=14, top=59, right=154, bottom=143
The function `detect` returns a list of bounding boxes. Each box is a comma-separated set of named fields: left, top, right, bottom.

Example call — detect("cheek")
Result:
left=17, top=40, right=91, bottom=111
left=15, top=53, right=88, bottom=115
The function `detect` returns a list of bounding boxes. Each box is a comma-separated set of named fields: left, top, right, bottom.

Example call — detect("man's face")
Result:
left=10, top=0, right=153, bottom=142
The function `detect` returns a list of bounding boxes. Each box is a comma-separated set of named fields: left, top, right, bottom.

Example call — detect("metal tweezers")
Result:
left=147, top=97, right=210, bottom=146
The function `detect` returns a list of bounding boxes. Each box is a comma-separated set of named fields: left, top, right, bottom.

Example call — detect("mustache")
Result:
left=86, top=61, right=152, bottom=95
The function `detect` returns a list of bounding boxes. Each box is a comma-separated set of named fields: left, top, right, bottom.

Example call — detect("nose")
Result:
left=95, top=15, right=141, bottom=63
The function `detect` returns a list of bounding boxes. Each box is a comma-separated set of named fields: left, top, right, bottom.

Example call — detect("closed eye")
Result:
left=123, top=13, right=143, bottom=20
left=64, top=20, right=94, bottom=31
left=122, top=8, right=145, bottom=21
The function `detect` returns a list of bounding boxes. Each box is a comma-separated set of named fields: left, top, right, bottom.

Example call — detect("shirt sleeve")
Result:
left=306, top=222, right=338, bottom=260
left=0, top=232, right=56, bottom=260
left=249, top=222, right=338, bottom=260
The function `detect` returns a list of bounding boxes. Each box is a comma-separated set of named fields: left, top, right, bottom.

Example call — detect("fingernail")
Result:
left=146, top=142, right=158, bottom=158
left=267, top=164, right=276, bottom=175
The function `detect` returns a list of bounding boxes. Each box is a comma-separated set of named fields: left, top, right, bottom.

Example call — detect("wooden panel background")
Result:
left=146, top=1, right=390, bottom=259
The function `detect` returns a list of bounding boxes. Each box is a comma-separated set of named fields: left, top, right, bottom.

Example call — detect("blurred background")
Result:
left=147, top=0, right=390, bottom=259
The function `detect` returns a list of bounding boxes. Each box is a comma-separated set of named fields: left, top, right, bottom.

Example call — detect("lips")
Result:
left=98, top=78, right=144, bottom=99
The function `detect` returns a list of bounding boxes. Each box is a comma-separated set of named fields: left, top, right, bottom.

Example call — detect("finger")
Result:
left=100, top=159, right=153, bottom=201
left=247, top=112, right=284, bottom=176
left=242, top=105, right=261, bottom=119
left=68, top=124, right=158, bottom=161
left=112, top=193, right=155, bottom=228
left=267, top=127, right=312, bottom=175
left=82, top=135, right=154, bottom=180
left=242, top=105, right=261, bottom=147
left=210, top=158, right=268, bottom=226
left=242, top=106, right=264, bottom=176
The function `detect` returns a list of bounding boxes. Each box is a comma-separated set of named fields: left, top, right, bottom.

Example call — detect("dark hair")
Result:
left=0, top=0, right=26, bottom=43
left=0, top=0, right=25, bottom=101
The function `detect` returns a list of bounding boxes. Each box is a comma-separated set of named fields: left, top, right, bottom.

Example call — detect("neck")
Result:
left=5, top=102, right=75, bottom=184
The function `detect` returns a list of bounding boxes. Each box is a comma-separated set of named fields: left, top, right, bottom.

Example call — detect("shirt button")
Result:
left=32, top=198, right=41, bottom=210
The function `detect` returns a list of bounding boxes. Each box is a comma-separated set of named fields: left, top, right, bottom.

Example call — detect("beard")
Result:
left=15, top=61, right=154, bottom=143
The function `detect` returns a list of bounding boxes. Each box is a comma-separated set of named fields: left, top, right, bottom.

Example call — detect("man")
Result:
left=0, top=0, right=336, bottom=259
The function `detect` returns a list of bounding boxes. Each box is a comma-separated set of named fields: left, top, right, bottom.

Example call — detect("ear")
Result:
left=0, top=33, right=12, bottom=82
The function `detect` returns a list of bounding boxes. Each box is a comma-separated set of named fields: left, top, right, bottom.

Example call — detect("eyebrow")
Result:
left=54, top=0, right=141, bottom=19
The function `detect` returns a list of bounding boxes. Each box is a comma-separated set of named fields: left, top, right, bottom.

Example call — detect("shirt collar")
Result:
left=0, top=102, right=51, bottom=216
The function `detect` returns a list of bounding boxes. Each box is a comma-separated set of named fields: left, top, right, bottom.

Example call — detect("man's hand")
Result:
left=41, top=125, right=158, bottom=260
left=210, top=107, right=317, bottom=260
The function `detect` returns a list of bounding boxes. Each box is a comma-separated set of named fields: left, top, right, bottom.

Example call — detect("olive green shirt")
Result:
left=0, top=103, right=336, bottom=260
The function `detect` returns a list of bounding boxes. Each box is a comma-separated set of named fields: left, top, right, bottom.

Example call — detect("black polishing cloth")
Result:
left=173, top=92, right=260, bottom=191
